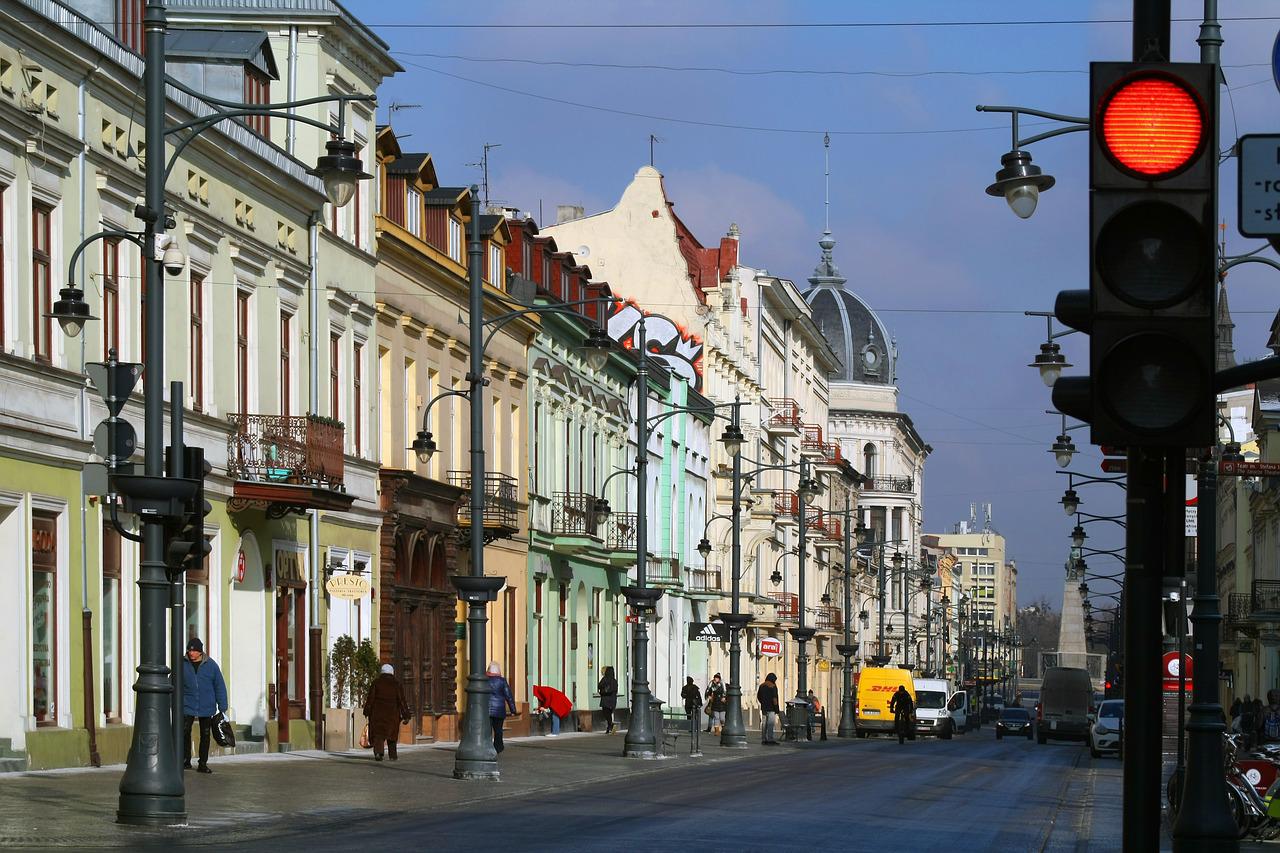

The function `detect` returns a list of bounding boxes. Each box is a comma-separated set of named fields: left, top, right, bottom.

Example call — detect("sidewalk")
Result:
left=0, top=730, right=786, bottom=848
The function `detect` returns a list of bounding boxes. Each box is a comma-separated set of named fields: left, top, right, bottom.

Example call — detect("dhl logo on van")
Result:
left=867, top=685, right=898, bottom=692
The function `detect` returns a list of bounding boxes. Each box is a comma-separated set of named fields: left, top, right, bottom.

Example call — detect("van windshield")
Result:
left=916, top=690, right=947, bottom=710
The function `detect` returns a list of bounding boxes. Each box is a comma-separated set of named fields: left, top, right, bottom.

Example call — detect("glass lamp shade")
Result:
left=720, top=424, right=745, bottom=457
left=770, top=569, right=783, bottom=586
left=592, top=498, right=611, bottom=528
left=697, top=537, right=712, bottom=558
left=411, top=430, right=437, bottom=465
left=47, top=286, right=95, bottom=339
left=1061, top=488, right=1079, bottom=516
left=1005, top=183, right=1040, bottom=219
left=308, top=138, right=371, bottom=208
left=1071, top=525, right=1087, bottom=548
left=581, top=330, right=612, bottom=371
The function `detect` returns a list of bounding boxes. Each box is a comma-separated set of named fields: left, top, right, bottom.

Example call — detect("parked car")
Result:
left=1038, top=666, right=1094, bottom=744
left=996, top=706, right=1034, bottom=740
left=1089, top=699, right=1124, bottom=758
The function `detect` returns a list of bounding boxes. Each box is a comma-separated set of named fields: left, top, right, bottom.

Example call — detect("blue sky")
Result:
left=349, top=0, right=1280, bottom=606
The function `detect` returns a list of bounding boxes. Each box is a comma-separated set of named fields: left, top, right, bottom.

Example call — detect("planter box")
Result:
left=325, top=708, right=353, bottom=751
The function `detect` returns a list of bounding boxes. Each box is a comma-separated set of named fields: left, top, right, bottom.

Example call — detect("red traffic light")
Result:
left=1099, top=73, right=1205, bottom=178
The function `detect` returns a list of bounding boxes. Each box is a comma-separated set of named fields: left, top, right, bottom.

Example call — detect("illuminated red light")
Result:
left=1100, top=76, right=1204, bottom=177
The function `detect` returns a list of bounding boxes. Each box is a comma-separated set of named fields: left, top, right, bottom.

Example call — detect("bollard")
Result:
left=691, top=708, right=702, bottom=757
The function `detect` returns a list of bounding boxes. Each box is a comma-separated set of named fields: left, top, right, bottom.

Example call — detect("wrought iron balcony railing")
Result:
left=865, top=475, right=914, bottom=494
left=647, top=553, right=681, bottom=586
left=814, top=606, right=843, bottom=632
left=775, top=592, right=800, bottom=621
left=227, top=413, right=344, bottom=489
left=688, top=568, right=723, bottom=594
left=765, top=398, right=803, bottom=431
left=607, top=511, right=637, bottom=552
left=448, top=471, right=520, bottom=535
left=551, top=491, right=601, bottom=537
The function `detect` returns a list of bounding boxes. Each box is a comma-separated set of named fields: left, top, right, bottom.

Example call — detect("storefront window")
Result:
left=102, top=522, right=122, bottom=722
left=32, top=512, right=57, bottom=725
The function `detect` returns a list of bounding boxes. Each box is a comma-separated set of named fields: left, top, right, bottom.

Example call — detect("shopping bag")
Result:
left=359, top=724, right=370, bottom=749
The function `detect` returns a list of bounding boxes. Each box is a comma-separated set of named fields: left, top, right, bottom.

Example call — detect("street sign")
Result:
left=85, top=360, right=143, bottom=416
left=92, top=418, right=136, bottom=461
left=1274, top=30, right=1280, bottom=96
left=1238, top=134, right=1280, bottom=237
left=759, top=637, right=783, bottom=657
left=1162, top=651, right=1192, bottom=693
left=624, top=615, right=640, bottom=624
left=688, top=621, right=729, bottom=642
left=1185, top=502, right=1197, bottom=536
left=1220, top=460, right=1280, bottom=477
left=1101, top=458, right=1128, bottom=474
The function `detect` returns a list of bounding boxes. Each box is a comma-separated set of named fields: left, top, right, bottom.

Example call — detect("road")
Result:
left=245, top=733, right=1120, bottom=853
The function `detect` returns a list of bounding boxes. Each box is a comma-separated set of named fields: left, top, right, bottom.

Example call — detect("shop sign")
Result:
left=817, top=659, right=831, bottom=672
left=235, top=550, right=246, bottom=584
left=759, top=637, right=783, bottom=657
left=325, top=573, right=370, bottom=600
left=1163, top=651, right=1193, bottom=692
left=274, top=549, right=306, bottom=585
left=688, top=621, right=729, bottom=642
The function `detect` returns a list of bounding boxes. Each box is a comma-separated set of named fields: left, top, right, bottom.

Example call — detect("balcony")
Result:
left=1230, top=580, right=1280, bottom=627
left=764, top=398, right=802, bottom=438
left=814, top=606, right=843, bottom=632
left=449, top=471, right=520, bottom=543
left=775, top=592, right=800, bottom=622
left=815, top=440, right=844, bottom=473
left=688, top=568, right=723, bottom=597
left=800, top=424, right=825, bottom=460
left=547, top=491, right=602, bottom=555
left=646, top=553, right=682, bottom=588
left=226, top=414, right=353, bottom=515
left=1226, top=593, right=1252, bottom=630
left=862, top=640, right=894, bottom=663
left=773, top=490, right=799, bottom=527
left=606, top=511, right=637, bottom=566
left=865, top=475, right=915, bottom=495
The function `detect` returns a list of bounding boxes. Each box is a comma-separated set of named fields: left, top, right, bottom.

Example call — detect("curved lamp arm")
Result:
left=481, top=296, right=619, bottom=354
left=68, top=229, right=146, bottom=287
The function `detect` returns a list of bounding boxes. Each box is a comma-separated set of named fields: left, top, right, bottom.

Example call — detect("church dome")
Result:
left=802, top=230, right=895, bottom=385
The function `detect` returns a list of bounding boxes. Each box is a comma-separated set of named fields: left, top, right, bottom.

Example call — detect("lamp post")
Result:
left=719, top=400, right=751, bottom=749
left=47, top=0, right=374, bottom=823
left=922, top=577, right=934, bottom=675
left=788, top=457, right=820, bottom=739
left=835, top=490, right=859, bottom=738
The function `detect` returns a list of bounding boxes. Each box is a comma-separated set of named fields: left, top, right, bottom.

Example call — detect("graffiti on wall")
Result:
left=607, top=300, right=704, bottom=391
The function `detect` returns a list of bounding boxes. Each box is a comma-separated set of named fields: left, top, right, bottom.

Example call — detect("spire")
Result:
left=1216, top=280, right=1237, bottom=371
left=823, top=131, right=830, bottom=232
left=812, top=133, right=844, bottom=282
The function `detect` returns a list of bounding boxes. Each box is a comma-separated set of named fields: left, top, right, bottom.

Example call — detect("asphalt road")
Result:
left=248, top=732, right=1120, bottom=853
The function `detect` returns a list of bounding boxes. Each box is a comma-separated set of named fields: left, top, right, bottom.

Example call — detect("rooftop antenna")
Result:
left=467, top=142, right=503, bottom=209
left=387, top=101, right=420, bottom=123
left=649, top=133, right=663, bottom=167
left=823, top=131, right=830, bottom=231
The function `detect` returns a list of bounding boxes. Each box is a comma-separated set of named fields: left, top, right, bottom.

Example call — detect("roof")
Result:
left=165, top=0, right=397, bottom=59
left=802, top=231, right=897, bottom=386
left=387, top=153, right=429, bottom=176
left=166, top=27, right=279, bottom=79
left=423, top=187, right=469, bottom=206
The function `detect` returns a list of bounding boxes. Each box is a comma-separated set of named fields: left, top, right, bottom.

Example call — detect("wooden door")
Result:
left=275, top=590, right=290, bottom=743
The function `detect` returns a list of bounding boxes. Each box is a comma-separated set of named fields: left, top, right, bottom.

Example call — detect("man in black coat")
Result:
left=758, top=673, right=780, bottom=745
left=890, top=685, right=915, bottom=745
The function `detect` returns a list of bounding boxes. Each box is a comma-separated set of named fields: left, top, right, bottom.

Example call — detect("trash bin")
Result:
left=650, top=699, right=665, bottom=747
left=784, top=699, right=812, bottom=742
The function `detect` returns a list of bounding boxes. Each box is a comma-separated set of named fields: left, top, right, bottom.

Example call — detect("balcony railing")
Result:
left=607, top=511, right=637, bottom=552
left=865, top=475, right=914, bottom=494
left=775, top=592, right=799, bottom=621
left=766, top=398, right=803, bottom=431
left=551, top=491, right=601, bottom=538
left=800, top=424, right=825, bottom=457
left=774, top=490, right=799, bottom=520
left=862, top=640, right=893, bottom=660
left=814, top=606, right=843, bottom=632
left=688, top=568, right=723, bottom=594
left=1227, top=593, right=1253, bottom=627
left=448, top=471, right=520, bottom=534
left=647, top=554, right=681, bottom=586
left=227, top=413, right=344, bottom=489
left=1239, top=580, right=1280, bottom=618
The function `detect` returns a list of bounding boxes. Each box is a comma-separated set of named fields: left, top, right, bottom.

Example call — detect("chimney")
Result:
left=557, top=204, right=585, bottom=224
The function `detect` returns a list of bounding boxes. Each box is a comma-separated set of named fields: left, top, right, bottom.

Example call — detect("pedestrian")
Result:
left=598, top=666, right=619, bottom=734
left=681, top=677, right=703, bottom=723
left=363, top=663, right=410, bottom=761
left=889, top=684, right=915, bottom=745
left=1229, top=697, right=1242, bottom=732
left=182, top=638, right=227, bottom=774
left=705, top=673, right=727, bottom=734
left=1251, top=698, right=1266, bottom=748
left=807, top=689, right=828, bottom=741
left=532, top=684, right=574, bottom=736
left=758, top=673, right=780, bottom=745
left=487, top=661, right=517, bottom=754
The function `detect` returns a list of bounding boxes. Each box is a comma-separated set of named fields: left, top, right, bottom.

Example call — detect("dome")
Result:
left=802, top=231, right=895, bottom=385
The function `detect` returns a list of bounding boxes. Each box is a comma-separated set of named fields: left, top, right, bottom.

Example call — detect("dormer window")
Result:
left=243, top=68, right=270, bottom=136
left=117, top=0, right=144, bottom=53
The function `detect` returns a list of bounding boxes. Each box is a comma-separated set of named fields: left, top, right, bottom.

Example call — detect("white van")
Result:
left=913, top=677, right=967, bottom=739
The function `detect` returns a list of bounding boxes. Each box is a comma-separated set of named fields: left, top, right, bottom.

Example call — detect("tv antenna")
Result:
left=649, top=133, right=663, bottom=167
left=387, top=101, right=420, bottom=123
left=467, top=142, right=502, bottom=209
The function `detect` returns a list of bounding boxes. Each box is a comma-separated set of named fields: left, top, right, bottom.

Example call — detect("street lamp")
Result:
left=1051, top=433, right=1077, bottom=468
left=1071, top=524, right=1087, bottom=549
left=696, top=536, right=713, bottom=559
left=1061, top=488, right=1080, bottom=516
left=985, top=149, right=1056, bottom=219
left=410, top=430, right=437, bottom=465
left=1029, top=341, right=1071, bottom=388
left=307, top=137, right=371, bottom=208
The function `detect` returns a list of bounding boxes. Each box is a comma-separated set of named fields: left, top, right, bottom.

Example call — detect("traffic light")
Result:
left=83, top=355, right=143, bottom=496
left=1053, top=62, right=1217, bottom=448
left=166, top=446, right=212, bottom=571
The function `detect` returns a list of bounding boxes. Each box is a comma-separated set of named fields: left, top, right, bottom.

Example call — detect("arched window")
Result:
left=863, top=443, right=877, bottom=478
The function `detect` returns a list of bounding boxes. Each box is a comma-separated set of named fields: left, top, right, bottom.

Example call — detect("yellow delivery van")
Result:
left=856, top=667, right=915, bottom=737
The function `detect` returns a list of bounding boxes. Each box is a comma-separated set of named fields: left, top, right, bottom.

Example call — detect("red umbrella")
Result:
left=532, top=685, right=573, bottom=718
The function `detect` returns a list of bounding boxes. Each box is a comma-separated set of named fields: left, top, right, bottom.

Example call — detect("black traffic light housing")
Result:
left=1053, top=62, right=1217, bottom=448
left=165, top=446, right=212, bottom=571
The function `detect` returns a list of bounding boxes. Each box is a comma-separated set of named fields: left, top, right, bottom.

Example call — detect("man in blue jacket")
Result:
left=183, top=637, right=228, bottom=773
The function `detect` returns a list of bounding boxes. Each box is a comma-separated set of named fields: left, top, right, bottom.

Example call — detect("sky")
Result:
left=347, top=0, right=1280, bottom=607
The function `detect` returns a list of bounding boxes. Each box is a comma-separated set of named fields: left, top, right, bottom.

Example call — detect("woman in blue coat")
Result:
left=183, top=637, right=228, bottom=772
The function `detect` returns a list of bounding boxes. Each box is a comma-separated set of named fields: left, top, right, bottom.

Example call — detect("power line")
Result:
left=399, top=60, right=1049, bottom=137
left=366, top=15, right=1280, bottom=30
left=393, top=50, right=1272, bottom=80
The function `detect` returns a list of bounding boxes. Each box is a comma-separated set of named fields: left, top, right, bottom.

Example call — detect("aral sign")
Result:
left=759, top=637, right=783, bottom=657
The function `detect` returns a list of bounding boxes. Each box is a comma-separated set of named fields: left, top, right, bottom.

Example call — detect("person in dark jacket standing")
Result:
left=363, top=664, right=410, bottom=761
left=757, top=673, right=780, bottom=745
left=681, top=677, right=703, bottom=721
left=598, top=666, right=618, bottom=734
left=182, top=638, right=227, bottom=773
left=487, top=661, right=517, bottom=754
left=705, top=673, right=727, bottom=734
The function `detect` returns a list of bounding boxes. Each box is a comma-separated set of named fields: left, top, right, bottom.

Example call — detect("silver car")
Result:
left=1089, top=699, right=1124, bottom=757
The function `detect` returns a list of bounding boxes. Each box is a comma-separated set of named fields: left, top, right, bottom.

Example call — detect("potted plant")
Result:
left=325, top=635, right=358, bottom=748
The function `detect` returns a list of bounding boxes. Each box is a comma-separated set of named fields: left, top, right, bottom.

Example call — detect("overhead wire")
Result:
left=363, top=15, right=1280, bottom=30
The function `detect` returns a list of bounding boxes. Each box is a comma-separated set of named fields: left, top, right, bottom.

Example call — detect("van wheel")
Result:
left=996, top=731, right=1003, bottom=740
left=941, top=722, right=953, bottom=741
left=856, top=729, right=867, bottom=739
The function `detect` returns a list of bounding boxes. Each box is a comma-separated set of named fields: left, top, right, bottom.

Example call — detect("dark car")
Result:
left=996, top=707, right=1033, bottom=740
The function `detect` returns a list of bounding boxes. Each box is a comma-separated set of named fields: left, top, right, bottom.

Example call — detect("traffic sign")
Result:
left=92, top=418, right=136, bottom=461
left=1220, top=460, right=1280, bottom=477
left=1237, top=134, right=1280, bottom=237
left=85, top=360, right=142, bottom=416
left=1101, top=458, right=1128, bottom=474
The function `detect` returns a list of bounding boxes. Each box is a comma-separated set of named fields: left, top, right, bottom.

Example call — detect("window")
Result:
left=522, top=240, right=531, bottom=277
left=330, top=333, right=341, bottom=421
left=31, top=202, right=52, bottom=361
left=103, top=238, right=120, bottom=360
left=353, top=145, right=363, bottom=249
left=236, top=292, right=250, bottom=413
left=863, top=443, right=877, bottom=478
left=279, top=312, right=291, bottom=417
left=533, top=402, right=541, bottom=495
left=243, top=69, right=269, bottom=135
left=489, top=244, right=504, bottom=288
left=116, top=0, right=143, bottom=53
left=32, top=511, right=57, bottom=725
left=102, top=521, right=122, bottom=723
left=189, top=273, right=203, bottom=411
left=185, top=537, right=211, bottom=644
left=448, top=217, right=463, bottom=263
left=352, top=342, right=362, bottom=454
left=405, top=186, right=421, bottom=236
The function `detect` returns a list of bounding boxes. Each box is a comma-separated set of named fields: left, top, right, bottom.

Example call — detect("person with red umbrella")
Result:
left=532, top=684, right=574, bottom=736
